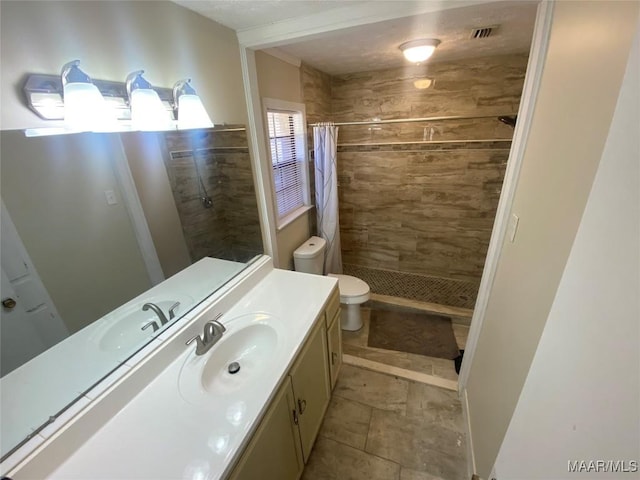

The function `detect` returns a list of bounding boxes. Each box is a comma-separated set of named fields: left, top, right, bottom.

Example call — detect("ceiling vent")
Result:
left=470, top=26, right=497, bottom=39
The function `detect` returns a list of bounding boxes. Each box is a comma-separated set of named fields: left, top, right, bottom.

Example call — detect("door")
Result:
left=327, top=310, right=342, bottom=389
left=290, top=319, right=331, bottom=462
left=0, top=270, right=49, bottom=376
left=1, top=203, right=68, bottom=376
left=228, top=377, right=303, bottom=480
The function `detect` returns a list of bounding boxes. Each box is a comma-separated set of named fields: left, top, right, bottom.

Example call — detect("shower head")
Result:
left=498, top=115, right=517, bottom=128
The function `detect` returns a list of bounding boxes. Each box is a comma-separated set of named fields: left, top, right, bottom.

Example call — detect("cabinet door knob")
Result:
left=2, top=298, right=16, bottom=310
left=292, top=409, right=299, bottom=425
left=331, top=352, right=338, bottom=365
left=298, top=398, right=307, bottom=414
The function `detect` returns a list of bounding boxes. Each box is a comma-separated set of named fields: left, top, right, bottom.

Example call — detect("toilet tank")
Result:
left=293, top=236, right=326, bottom=275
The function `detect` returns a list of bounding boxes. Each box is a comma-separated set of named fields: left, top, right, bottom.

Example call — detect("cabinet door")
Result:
left=290, top=319, right=331, bottom=463
left=327, top=310, right=342, bottom=389
left=228, top=377, right=303, bottom=480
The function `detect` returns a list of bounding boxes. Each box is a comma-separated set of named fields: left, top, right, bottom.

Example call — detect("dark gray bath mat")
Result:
left=368, top=308, right=460, bottom=359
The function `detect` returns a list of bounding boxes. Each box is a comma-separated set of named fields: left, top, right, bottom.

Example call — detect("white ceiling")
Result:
left=173, top=1, right=373, bottom=30
left=173, top=1, right=538, bottom=75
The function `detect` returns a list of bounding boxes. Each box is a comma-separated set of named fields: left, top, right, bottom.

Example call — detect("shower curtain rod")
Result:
left=308, top=113, right=517, bottom=127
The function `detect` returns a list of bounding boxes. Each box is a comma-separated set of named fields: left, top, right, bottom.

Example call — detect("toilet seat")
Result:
left=327, top=274, right=370, bottom=304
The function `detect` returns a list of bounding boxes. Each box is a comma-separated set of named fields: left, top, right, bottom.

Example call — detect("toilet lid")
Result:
left=327, top=274, right=370, bottom=304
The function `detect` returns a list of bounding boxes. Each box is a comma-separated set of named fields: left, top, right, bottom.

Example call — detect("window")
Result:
left=264, top=100, right=310, bottom=226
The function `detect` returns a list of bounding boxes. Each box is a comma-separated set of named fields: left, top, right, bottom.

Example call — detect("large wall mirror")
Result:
left=0, top=126, right=263, bottom=458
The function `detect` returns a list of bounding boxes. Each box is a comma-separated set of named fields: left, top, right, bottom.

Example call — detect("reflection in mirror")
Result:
left=0, top=126, right=263, bottom=459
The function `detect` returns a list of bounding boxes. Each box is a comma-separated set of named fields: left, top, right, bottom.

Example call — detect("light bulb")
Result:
left=400, top=39, right=441, bottom=64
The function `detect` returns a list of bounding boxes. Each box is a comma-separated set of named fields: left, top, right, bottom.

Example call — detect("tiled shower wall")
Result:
left=162, top=127, right=263, bottom=263
left=302, top=54, right=528, bottom=296
left=301, top=63, right=334, bottom=235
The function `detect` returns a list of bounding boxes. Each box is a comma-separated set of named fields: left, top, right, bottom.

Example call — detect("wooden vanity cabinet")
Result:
left=290, top=316, right=331, bottom=462
left=227, top=376, right=303, bottom=480
left=228, top=300, right=334, bottom=480
left=324, top=289, right=342, bottom=389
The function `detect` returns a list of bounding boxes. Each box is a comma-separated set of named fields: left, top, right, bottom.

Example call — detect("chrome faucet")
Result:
left=142, top=302, right=169, bottom=326
left=186, top=314, right=225, bottom=356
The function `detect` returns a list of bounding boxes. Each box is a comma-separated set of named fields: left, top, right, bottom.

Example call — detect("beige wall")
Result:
left=465, top=2, right=640, bottom=477
left=120, top=132, right=192, bottom=278
left=255, top=51, right=303, bottom=104
left=277, top=215, right=312, bottom=270
left=255, top=50, right=311, bottom=269
left=494, top=23, right=639, bottom=476
left=0, top=1, right=248, bottom=130
left=0, top=131, right=151, bottom=333
left=0, top=0, right=257, bottom=322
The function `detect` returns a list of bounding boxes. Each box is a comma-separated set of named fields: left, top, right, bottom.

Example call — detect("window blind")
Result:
left=266, top=109, right=306, bottom=219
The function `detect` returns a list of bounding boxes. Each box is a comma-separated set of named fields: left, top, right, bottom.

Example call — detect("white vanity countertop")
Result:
left=46, top=268, right=337, bottom=480
left=0, top=257, right=247, bottom=459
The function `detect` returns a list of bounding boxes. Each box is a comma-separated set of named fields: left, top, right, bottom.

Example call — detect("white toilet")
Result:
left=293, top=236, right=370, bottom=331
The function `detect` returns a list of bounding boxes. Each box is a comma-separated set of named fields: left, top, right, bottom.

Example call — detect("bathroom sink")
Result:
left=178, top=313, right=286, bottom=406
left=91, top=296, right=194, bottom=352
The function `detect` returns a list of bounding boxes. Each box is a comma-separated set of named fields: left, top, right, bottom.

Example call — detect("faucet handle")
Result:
left=168, top=302, right=181, bottom=320
left=141, top=321, right=159, bottom=333
left=186, top=334, right=204, bottom=349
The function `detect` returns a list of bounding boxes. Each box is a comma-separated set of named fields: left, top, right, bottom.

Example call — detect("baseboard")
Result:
left=342, top=354, right=458, bottom=391
left=461, top=387, right=477, bottom=479
left=369, top=293, right=474, bottom=319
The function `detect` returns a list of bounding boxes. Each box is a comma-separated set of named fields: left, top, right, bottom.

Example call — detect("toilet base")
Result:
left=341, top=303, right=363, bottom=331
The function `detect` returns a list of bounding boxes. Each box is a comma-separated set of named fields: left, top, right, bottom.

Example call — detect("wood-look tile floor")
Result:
left=301, top=299, right=470, bottom=480
left=302, top=364, right=468, bottom=480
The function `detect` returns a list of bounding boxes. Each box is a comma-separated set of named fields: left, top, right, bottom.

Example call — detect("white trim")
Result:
left=457, top=1, right=555, bottom=390
left=276, top=205, right=314, bottom=232
left=461, top=387, right=477, bottom=477
left=261, top=48, right=302, bottom=67
left=240, top=47, right=280, bottom=267
left=237, top=0, right=499, bottom=48
left=262, top=97, right=307, bottom=116
left=262, top=97, right=311, bottom=229
left=110, top=137, right=164, bottom=286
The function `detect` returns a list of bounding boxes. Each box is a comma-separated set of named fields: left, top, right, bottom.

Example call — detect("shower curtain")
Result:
left=313, top=123, right=343, bottom=274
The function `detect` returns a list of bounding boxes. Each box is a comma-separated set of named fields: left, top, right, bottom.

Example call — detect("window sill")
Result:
left=276, top=205, right=314, bottom=232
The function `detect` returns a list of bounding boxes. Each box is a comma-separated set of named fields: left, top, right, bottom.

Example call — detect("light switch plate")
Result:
left=508, top=213, right=519, bottom=243
left=104, top=190, right=118, bottom=205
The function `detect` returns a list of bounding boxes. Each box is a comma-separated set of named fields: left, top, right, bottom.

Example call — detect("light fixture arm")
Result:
left=61, top=60, right=92, bottom=87
left=173, top=78, right=197, bottom=105
left=125, top=70, right=154, bottom=102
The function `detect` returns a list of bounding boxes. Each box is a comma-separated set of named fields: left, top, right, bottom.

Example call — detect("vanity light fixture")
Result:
left=399, top=38, right=441, bottom=64
left=61, top=60, right=115, bottom=132
left=23, top=63, right=215, bottom=136
left=126, top=70, right=174, bottom=131
left=173, top=79, right=213, bottom=130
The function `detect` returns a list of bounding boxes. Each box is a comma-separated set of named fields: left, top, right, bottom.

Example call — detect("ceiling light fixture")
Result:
left=399, top=39, right=440, bottom=64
